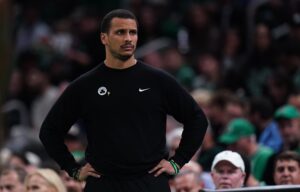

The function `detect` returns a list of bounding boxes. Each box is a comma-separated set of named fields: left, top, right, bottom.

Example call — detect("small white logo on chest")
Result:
left=139, top=88, right=150, bottom=92
left=98, top=86, right=108, bottom=96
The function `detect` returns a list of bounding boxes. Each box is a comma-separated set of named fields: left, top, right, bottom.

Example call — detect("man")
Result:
left=211, top=150, right=245, bottom=189
left=248, top=97, right=282, bottom=152
left=274, top=104, right=300, bottom=152
left=0, top=167, right=27, bottom=192
left=263, top=104, right=300, bottom=185
left=39, top=9, right=208, bottom=192
left=274, top=151, right=300, bottom=185
left=219, top=118, right=273, bottom=182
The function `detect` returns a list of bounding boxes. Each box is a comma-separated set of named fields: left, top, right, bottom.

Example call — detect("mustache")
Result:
left=120, top=43, right=134, bottom=48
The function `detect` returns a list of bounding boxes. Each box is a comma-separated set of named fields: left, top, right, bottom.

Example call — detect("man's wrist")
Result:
left=169, top=159, right=180, bottom=175
left=71, top=167, right=81, bottom=181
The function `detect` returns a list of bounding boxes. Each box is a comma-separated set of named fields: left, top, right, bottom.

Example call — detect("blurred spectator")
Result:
left=288, top=90, right=300, bottom=111
left=274, top=151, right=300, bottom=185
left=191, top=89, right=212, bottom=115
left=264, top=71, right=293, bottom=109
left=248, top=97, right=282, bottom=152
left=280, top=41, right=300, bottom=89
left=206, top=90, right=233, bottom=138
left=263, top=104, right=300, bottom=185
left=15, top=5, right=51, bottom=54
left=183, top=3, right=219, bottom=54
left=219, top=28, right=246, bottom=92
left=219, top=118, right=273, bottom=182
left=223, top=95, right=247, bottom=124
left=211, top=150, right=245, bottom=189
left=24, top=64, right=60, bottom=134
left=7, top=152, right=32, bottom=170
left=243, top=24, right=276, bottom=97
left=162, top=47, right=195, bottom=90
left=25, top=168, right=66, bottom=192
left=1, top=101, right=30, bottom=139
left=197, top=126, right=223, bottom=173
left=0, top=166, right=27, bottom=192
left=274, top=104, right=300, bottom=152
left=206, top=91, right=246, bottom=139
left=216, top=0, right=248, bottom=35
left=170, top=161, right=203, bottom=192
left=193, top=53, right=222, bottom=91
left=60, top=171, right=84, bottom=192
left=288, top=12, right=300, bottom=43
left=66, top=9, right=104, bottom=79
left=1, top=69, right=29, bottom=138
left=142, top=51, right=164, bottom=69
left=50, top=19, right=73, bottom=55
left=255, top=0, right=290, bottom=40
left=137, top=5, right=163, bottom=46
left=166, top=127, right=206, bottom=191
left=5, top=69, right=25, bottom=100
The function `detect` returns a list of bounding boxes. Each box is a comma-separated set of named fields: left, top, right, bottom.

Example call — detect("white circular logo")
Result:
left=98, top=86, right=107, bottom=96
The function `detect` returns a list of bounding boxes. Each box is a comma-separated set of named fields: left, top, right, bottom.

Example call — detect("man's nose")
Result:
left=220, top=173, right=229, bottom=178
left=124, top=32, right=132, bottom=41
left=282, top=168, right=290, bottom=176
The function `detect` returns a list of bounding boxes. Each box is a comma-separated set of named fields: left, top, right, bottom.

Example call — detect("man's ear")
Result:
left=100, top=33, right=107, bottom=45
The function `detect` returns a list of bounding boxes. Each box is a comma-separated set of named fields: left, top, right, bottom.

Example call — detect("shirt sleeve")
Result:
left=39, top=82, right=82, bottom=175
left=162, top=73, right=208, bottom=168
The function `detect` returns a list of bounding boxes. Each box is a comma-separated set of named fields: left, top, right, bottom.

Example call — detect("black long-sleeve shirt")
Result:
left=39, top=61, right=208, bottom=177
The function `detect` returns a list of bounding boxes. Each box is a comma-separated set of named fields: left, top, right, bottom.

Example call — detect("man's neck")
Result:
left=104, top=57, right=137, bottom=69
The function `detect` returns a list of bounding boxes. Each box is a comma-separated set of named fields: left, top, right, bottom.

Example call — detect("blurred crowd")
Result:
left=1, top=0, right=300, bottom=191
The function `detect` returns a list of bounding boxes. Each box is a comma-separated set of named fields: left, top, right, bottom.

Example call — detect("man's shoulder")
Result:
left=137, top=60, right=174, bottom=79
left=73, top=63, right=103, bottom=83
left=257, top=145, right=274, bottom=156
left=62, top=64, right=103, bottom=93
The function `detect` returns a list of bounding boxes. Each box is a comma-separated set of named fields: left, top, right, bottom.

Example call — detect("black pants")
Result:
left=84, top=173, right=171, bottom=192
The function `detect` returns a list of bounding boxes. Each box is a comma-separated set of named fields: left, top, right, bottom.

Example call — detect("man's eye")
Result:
left=130, top=31, right=137, bottom=35
left=277, top=167, right=284, bottom=173
left=116, top=30, right=124, bottom=35
left=288, top=167, right=296, bottom=172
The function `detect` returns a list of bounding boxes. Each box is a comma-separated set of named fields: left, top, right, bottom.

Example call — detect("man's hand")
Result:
left=78, top=163, right=101, bottom=181
left=149, top=159, right=176, bottom=177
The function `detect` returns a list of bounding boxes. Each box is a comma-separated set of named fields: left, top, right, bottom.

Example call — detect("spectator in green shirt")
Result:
left=219, top=118, right=274, bottom=182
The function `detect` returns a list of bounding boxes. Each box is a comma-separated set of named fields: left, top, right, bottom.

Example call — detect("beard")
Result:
left=113, top=53, right=132, bottom=61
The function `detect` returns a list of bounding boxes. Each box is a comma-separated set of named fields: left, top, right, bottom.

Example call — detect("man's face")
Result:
left=278, top=119, right=300, bottom=146
left=274, top=159, right=300, bottom=185
left=211, top=161, right=245, bottom=189
left=228, top=137, right=249, bottom=156
left=0, top=172, right=25, bottom=192
left=101, top=18, right=138, bottom=61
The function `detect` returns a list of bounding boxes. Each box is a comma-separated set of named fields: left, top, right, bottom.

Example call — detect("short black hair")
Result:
left=101, top=9, right=138, bottom=33
left=275, top=151, right=300, bottom=167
